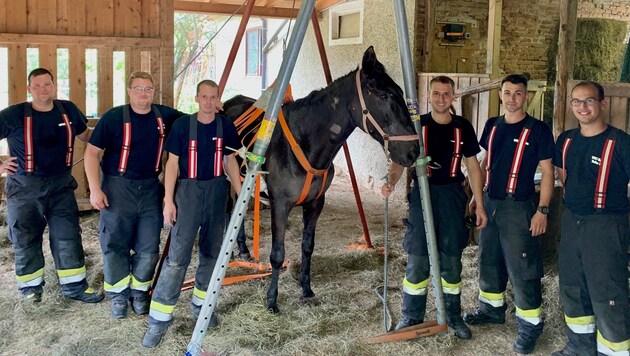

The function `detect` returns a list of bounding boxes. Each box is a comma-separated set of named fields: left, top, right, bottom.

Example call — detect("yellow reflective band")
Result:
left=402, top=277, right=429, bottom=290
left=479, top=290, right=504, bottom=301
left=85, top=287, right=95, bottom=294
left=441, top=278, right=461, bottom=294
left=16, top=268, right=44, bottom=282
left=565, top=315, right=596, bottom=325
left=131, top=275, right=152, bottom=288
left=104, top=275, right=131, bottom=291
left=57, top=266, right=86, bottom=278
left=150, top=300, right=175, bottom=314
left=597, top=331, right=630, bottom=352
left=193, top=287, right=207, bottom=300
left=516, top=306, right=542, bottom=318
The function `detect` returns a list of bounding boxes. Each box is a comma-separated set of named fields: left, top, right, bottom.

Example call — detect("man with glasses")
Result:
left=463, top=74, right=555, bottom=354
left=0, top=68, right=103, bottom=304
left=84, top=71, right=186, bottom=319
left=552, top=81, right=630, bottom=356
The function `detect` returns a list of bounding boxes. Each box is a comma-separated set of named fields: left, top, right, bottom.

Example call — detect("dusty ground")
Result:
left=0, top=171, right=568, bottom=356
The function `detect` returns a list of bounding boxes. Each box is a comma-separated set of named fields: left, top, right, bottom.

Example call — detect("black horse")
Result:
left=223, top=46, right=419, bottom=313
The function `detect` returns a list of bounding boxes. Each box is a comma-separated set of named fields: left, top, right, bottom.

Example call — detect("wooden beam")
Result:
left=69, top=46, right=86, bottom=113
left=553, top=0, right=578, bottom=138
left=174, top=0, right=299, bottom=18
left=8, top=44, right=27, bottom=105
left=57, top=0, right=69, bottom=35
left=422, top=0, right=432, bottom=73
left=39, top=45, right=58, bottom=79
left=0, top=0, right=6, bottom=33
left=0, top=33, right=162, bottom=47
left=66, top=0, right=86, bottom=35
left=5, top=0, right=26, bottom=33
left=486, top=0, right=502, bottom=117
left=37, top=0, right=57, bottom=34
left=160, top=0, right=174, bottom=106
left=98, top=47, right=114, bottom=116
left=26, top=0, right=38, bottom=33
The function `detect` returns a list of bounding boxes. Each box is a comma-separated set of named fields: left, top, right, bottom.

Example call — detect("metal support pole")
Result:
left=185, top=0, right=316, bottom=354
left=392, top=0, right=446, bottom=326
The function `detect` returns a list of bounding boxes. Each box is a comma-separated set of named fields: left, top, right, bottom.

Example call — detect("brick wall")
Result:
left=420, top=0, right=630, bottom=79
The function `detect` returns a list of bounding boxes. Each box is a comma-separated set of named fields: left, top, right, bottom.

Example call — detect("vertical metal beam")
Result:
left=392, top=0, right=446, bottom=326
left=185, top=1, right=317, bottom=355
left=553, top=0, right=577, bottom=138
left=217, top=0, right=256, bottom=98
left=310, top=10, right=372, bottom=248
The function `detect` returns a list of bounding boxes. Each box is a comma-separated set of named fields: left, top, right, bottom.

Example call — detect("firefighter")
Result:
left=463, top=74, right=555, bottom=354
left=84, top=71, right=186, bottom=319
left=0, top=68, right=103, bottom=303
left=382, top=76, right=488, bottom=339
left=142, top=80, right=241, bottom=348
left=552, top=81, right=630, bottom=356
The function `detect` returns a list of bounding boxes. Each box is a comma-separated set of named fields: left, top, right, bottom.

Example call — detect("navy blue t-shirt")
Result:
left=554, top=126, right=630, bottom=215
left=90, top=104, right=186, bottom=179
left=415, top=113, right=481, bottom=185
left=164, top=114, right=240, bottom=181
left=480, top=115, right=554, bottom=201
left=0, top=100, right=87, bottom=176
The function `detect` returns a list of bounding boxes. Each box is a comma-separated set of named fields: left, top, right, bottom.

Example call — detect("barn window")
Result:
left=328, top=0, right=364, bottom=46
left=246, top=28, right=262, bottom=77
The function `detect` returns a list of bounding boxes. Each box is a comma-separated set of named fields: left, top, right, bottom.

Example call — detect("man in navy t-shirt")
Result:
left=463, top=74, right=555, bottom=354
left=382, top=76, right=488, bottom=339
left=84, top=71, right=186, bottom=319
left=0, top=68, right=103, bottom=303
left=551, top=81, right=630, bottom=356
left=142, top=80, right=242, bottom=348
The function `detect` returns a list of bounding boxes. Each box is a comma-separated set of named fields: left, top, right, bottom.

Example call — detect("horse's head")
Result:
left=355, top=47, right=419, bottom=167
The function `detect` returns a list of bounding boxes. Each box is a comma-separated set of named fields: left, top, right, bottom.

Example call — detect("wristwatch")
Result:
left=537, top=206, right=550, bottom=215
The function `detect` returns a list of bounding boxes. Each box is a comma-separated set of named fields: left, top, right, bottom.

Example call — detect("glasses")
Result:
left=130, top=86, right=154, bottom=94
left=570, top=98, right=599, bottom=107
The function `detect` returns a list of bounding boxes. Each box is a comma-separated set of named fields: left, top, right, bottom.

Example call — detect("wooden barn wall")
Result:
left=0, top=0, right=174, bottom=113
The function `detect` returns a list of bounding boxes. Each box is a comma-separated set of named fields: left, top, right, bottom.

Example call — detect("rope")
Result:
left=375, top=171, right=393, bottom=332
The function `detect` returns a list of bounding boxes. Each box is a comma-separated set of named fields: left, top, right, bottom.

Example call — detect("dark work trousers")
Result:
left=478, top=193, right=543, bottom=318
left=6, top=173, right=88, bottom=297
left=403, top=180, right=468, bottom=290
left=149, top=177, right=228, bottom=324
left=99, top=175, right=163, bottom=298
left=559, top=209, right=630, bottom=352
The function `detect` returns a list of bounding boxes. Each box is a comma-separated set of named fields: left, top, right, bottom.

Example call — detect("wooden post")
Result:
left=159, top=0, right=174, bottom=106
left=486, top=0, right=502, bottom=117
left=421, top=0, right=432, bottom=73
left=553, top=0, right=578, bottom=138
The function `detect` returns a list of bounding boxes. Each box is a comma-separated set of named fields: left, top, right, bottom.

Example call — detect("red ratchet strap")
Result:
left=23, top=101, right=74, bottom=173
left=119, top=105, right=164, bottom=175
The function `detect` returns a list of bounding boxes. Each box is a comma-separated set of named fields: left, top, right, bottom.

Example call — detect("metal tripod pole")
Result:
left=185, top=0, right=316, bottom=354
left=392, top=0, right=446, bottom=326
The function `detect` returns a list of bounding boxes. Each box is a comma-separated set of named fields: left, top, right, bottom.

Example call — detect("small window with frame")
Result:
left=328, top=0, right=364, bottom=46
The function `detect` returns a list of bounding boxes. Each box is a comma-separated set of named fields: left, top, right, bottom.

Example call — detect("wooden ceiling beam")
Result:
left=174, top=0, right=342, bottom=17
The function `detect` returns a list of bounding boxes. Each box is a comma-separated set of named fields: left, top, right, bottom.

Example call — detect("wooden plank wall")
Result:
left=0, top=0, right=175, bottom=209
left=565, top=80, right=630, bottom=133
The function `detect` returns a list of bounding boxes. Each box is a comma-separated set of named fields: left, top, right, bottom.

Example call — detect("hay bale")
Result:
left=574, top=18, right=627, bottom=81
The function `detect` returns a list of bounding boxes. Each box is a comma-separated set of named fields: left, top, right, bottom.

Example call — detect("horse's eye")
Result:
left=379, top=94, right=388, bottom=100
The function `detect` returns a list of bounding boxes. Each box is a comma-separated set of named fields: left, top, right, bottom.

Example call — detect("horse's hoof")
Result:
left=300, top=295, right=320, bottom=306
left=267, top=304, right=280, bottom=314
left=238, top=252, right=252, bottom=261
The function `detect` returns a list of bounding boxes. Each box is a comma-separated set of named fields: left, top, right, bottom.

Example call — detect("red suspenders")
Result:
left=23, top=101, right=74, bottom=173
left=421, top=119, right=462, bottom=178
left=118, top=105, right=164, bottom=175
left=561, top=130, right=617, bottom=209
left=187, top=114, right=224, bottom=179
left=485, top=117, right=534, bottom=196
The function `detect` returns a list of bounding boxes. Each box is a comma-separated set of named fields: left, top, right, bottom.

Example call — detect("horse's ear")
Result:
left=361, top=46, right=384, bottom=76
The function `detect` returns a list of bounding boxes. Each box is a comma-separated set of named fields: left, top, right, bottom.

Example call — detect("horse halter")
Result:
left=355, top=70, right=418, bottom=156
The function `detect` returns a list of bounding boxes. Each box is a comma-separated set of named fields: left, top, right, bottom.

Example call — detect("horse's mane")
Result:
left=284, top=68, right=358, bottom=112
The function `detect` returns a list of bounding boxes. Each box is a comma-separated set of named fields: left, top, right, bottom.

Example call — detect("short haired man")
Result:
left=552, top=81, right=630, bottom=356
left=84, top=71, right=186, bottom=319
left=142, top=80, right=242, bottom=347
left=463, top=74, right=555, bottom=354
left=382, top=75, right=488, bottom=339
left=0, top=68, right=103, bottom=303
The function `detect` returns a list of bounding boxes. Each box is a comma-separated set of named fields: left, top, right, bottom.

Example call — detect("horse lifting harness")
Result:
left=354, top=70, right=418, bottom=156
left=561, top=129, right=618, bottom=209
left=485, top=117, right=534, bottom=198
left=420, top=117, right=462, bottom=177
left=23, top=100, right=74, bottom=173
left=118, top=105, right=164, bottom=175
left=187, top=114, right=224, bottom=179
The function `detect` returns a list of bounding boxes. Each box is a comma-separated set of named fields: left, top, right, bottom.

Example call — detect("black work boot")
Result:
left=444, top=293, right=472, bottom=339
left=395, top=293, right=427, bottom=330
left=513, top=317, right=544, bottom=354
left=463, top=301, right=507, bottom=325
left=131, top=294, right=150, bottom=315
left=552, top=326, right=596, bottom=356
left=142, top=319, right=173, bottom=348
left=111, top=295, right=129, bottom=319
